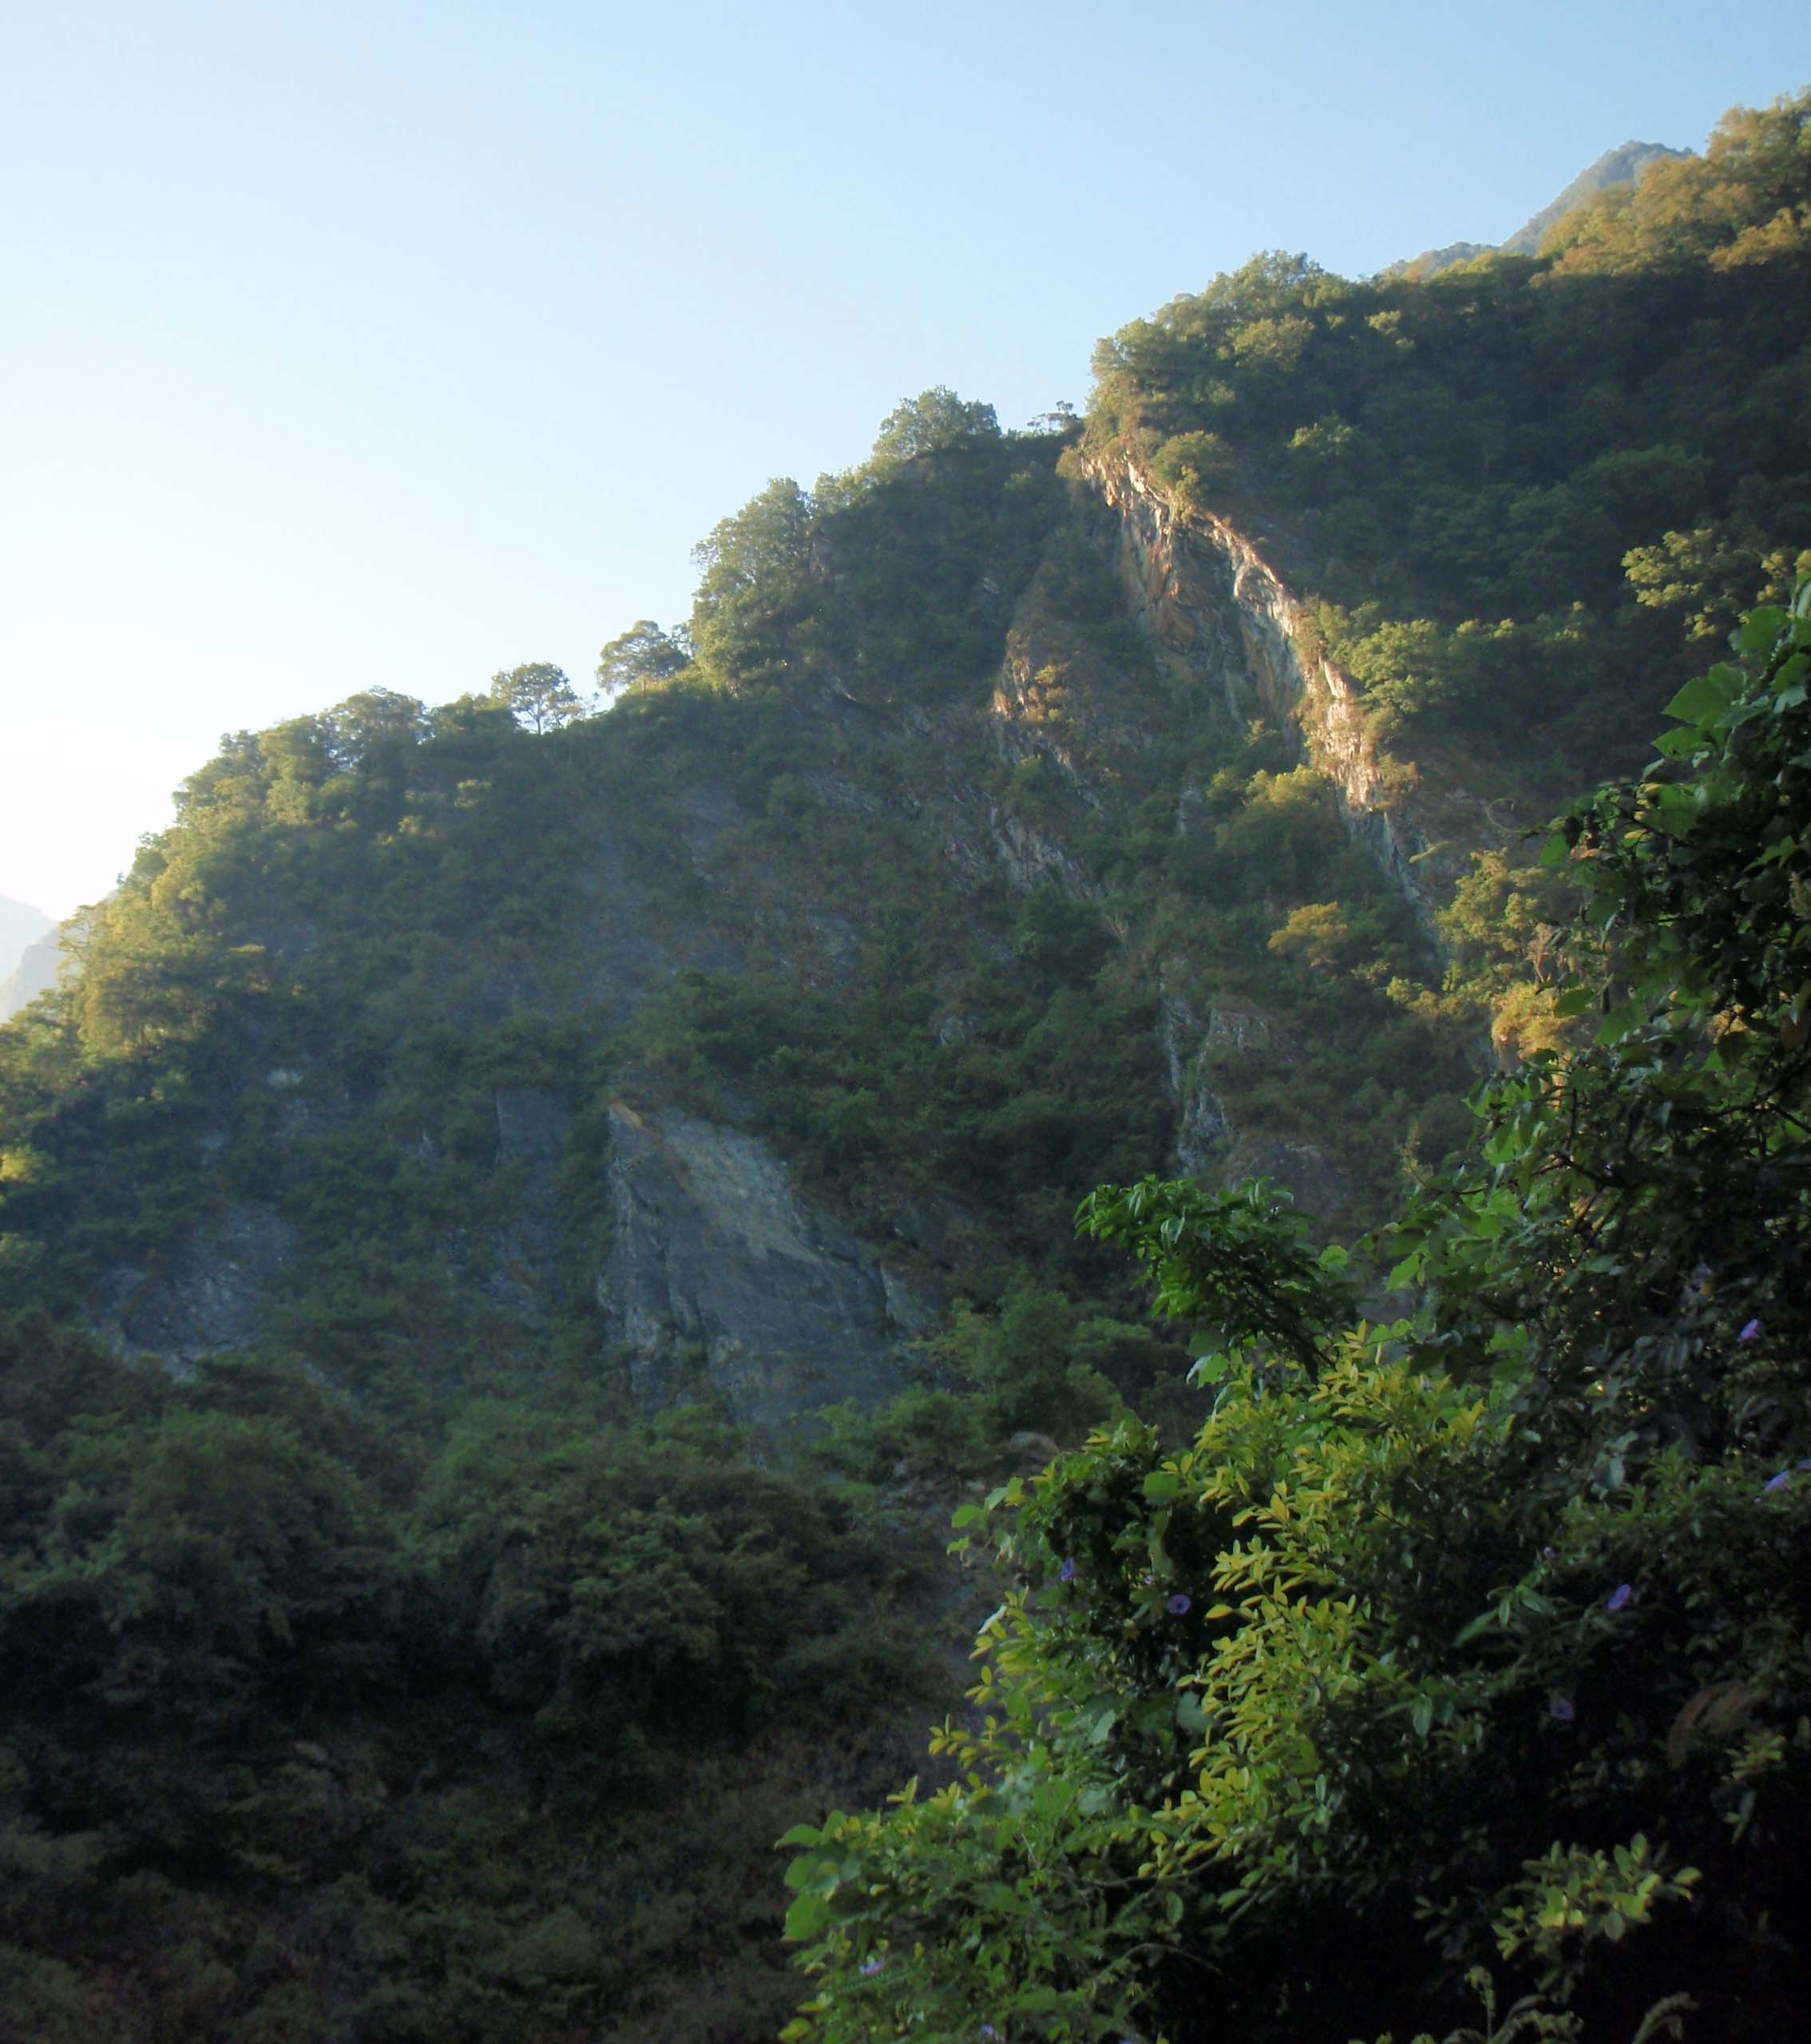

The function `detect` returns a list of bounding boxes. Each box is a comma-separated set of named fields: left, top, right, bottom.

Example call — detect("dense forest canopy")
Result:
left=1084, top=91, right=1811, bottom=794
left=0, top=90, right=1808, bottom=2044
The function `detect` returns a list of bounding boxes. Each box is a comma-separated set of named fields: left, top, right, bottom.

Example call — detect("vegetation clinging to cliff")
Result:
left=3, top=97, right=1810, bottom=2042
left=783, top=584, right=1811, bottom=2044
left=1086, top=91, right=1811, bottom=797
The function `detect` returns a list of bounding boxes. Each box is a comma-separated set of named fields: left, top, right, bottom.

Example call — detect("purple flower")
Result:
left=1548, top=1694, right=1575, bottom=1723
left=1763, top=1470, right=1791, bottom=1493
left=1166, top=1593, right=1193, bottom=1616
left=1739, top=1318, right=1762, bottom=1343
left=1796, top=1458, right=1811, bottom=1473
left=1605, top=1583, right=1635, bottom=1613
left=1059, top=1558, right=1076, bottom=1583
left=859, top=1959, right=885, bottom=1977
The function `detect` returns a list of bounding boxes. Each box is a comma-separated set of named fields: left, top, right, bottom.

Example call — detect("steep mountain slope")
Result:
left=0, top=412, right=1483, bottom=1431
left=2, top=93, right=1809, bottom=2044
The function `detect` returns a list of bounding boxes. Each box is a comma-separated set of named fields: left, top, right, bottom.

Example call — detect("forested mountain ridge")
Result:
left=1, top=89, right=1808, bottom=2044
left=1393, top=137, right=1690, bottom=276
left=0, top=398, right=1478, bottom=1415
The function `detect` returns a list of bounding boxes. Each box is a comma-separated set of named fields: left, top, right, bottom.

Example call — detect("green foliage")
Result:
left=1543, top=96, right=1811, bottom=275
left=0, top=1322, right=949, bottom=2042
left=783, top=596, right=1811, bottom=2044
left=9, top=136, right=1809, bottom=2041
left=1011, top=888, right=1112, bottom=988
left=925, top=1281, right=1122, bottom=1439
left=1087, top=93, right=1811, bottom=792
left=1078, top=1175, right=1354, bottom=1373
left=488, top=662, right=588, bottom=732
left=595, top=617, right=689, bottom=698
left=871, top=386, right=1001, bottom=462
left=1393, top=584, right=1811, bottom=1480
left=689, top=476, right=817, bottom=686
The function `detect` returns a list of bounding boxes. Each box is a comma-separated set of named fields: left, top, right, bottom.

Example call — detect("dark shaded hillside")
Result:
left=0, top=405, right=1476, bottom=1430
left=2, top=95, right=1810, bottom=2044
left=0, top=391, right=1488, bottom=2042
left=0, top=400, right=1484, bottom=2040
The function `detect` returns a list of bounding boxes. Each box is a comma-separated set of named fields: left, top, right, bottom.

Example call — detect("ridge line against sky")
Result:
left=4, top=0, right=1805, bottom=919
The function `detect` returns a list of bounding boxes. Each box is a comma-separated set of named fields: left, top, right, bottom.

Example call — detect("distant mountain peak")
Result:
left=1499, top=140, right=1690, bottom=255
left=0, top=894, right=53, bottom=1003
left=0, top=927, right=61, bottom=1023
left=1389, top=139, right=1690, bottom=278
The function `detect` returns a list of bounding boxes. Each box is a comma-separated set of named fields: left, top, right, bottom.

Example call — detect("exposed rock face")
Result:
left=69, top=454, right=1448, bottom=1399
left=494, top=1086, right=570, bottom=1163
left=598, top=1103, right=931, bottom=1428
left=96, top=1204, right=298, bottom=1371
left=1157, top=969, right=1341, bottom=1209
left=1158, top=977, right=1229, bottom=1178
left=485, top=1087, right=573, bottom=1325
left=980, top=807, right=1103, bottom=901
left=1088, top=453, right=1503, bottom=945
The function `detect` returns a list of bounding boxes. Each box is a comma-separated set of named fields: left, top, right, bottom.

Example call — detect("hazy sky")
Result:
left=4, top=2, right=1804, bottom=918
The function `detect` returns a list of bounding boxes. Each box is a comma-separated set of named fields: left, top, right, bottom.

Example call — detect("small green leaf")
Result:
left=1738, top=605, right=1785, bottom=652
left=1676, top=666, right=1741, bottom=723
left=783, top=1892, right=830, bottom=1941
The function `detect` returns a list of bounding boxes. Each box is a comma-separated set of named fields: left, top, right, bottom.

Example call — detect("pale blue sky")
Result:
left=3, top=2, right=1804, bottom=917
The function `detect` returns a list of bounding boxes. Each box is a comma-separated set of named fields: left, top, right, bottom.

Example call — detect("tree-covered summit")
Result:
left=1084, top=90, right=1811, bottom=794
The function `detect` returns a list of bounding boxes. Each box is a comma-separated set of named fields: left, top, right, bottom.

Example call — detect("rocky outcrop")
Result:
left=597, top=1103, right=933, bottom=1428
left=96, top=1203, right=299, bottom=1371
left=1088, top=453, right=1499, bottom=945
left=483, top=1087, right=573, bottom=1325
left=1157, top=969, right=1342, bottom=1212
